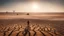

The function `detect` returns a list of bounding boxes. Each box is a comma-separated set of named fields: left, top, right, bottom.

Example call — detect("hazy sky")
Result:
left=0, top=0, right=64, bottom=13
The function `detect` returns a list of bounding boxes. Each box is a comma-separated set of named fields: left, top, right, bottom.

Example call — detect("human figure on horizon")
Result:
left=22, top=21, right=30, bottom=36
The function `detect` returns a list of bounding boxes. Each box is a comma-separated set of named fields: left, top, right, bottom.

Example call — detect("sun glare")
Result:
left=31, top=2, right=39, bottom=10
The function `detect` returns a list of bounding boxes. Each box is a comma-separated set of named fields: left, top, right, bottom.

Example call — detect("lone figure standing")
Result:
left=22, top=21, right=30, bottom=36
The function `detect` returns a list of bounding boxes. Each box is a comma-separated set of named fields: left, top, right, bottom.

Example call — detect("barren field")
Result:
left=0, top=12, right=64, bottom=36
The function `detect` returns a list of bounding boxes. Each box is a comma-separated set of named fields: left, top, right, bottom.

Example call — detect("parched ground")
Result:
left=0, top=13, right=64, bottom=36
left=0, top=19, right=64, bottom=36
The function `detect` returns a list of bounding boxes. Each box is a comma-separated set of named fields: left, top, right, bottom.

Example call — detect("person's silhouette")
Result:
left=22, top=21, right=30, bottom=36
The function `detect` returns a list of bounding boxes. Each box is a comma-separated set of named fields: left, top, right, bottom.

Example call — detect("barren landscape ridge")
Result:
left=0, top=12, right=64, bottom=36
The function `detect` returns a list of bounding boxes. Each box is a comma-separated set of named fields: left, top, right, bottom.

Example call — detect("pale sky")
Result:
left=0, top=0, right=64, bottom=13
